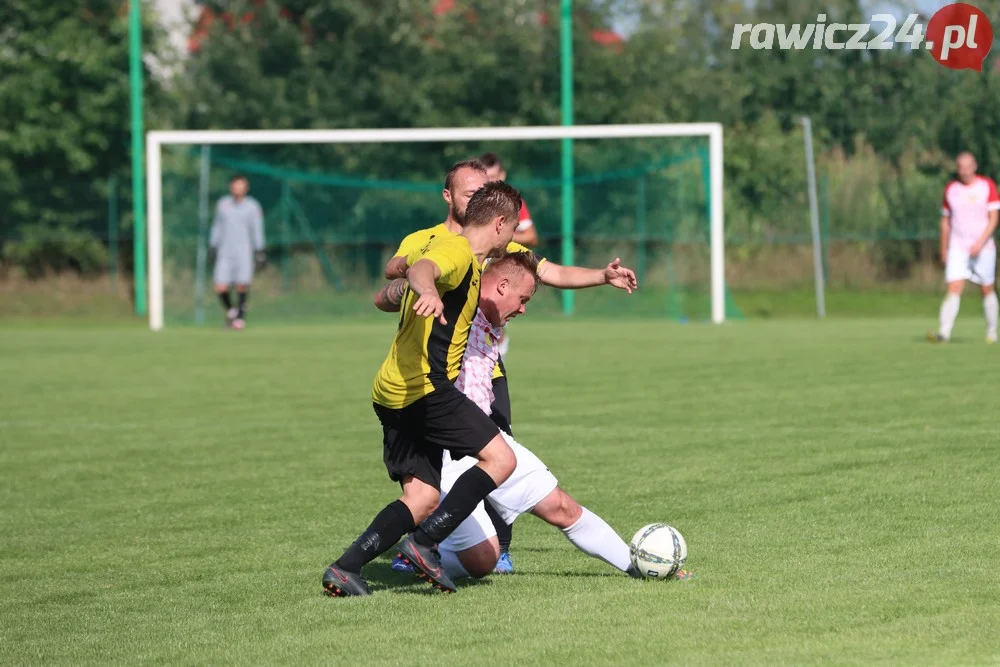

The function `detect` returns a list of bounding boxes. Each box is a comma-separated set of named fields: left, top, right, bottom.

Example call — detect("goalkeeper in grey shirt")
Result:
left=210, top=174, right=265, bottom=329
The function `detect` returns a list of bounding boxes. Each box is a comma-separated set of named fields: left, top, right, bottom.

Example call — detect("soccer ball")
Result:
left=629, top=523, right=687, bottom=579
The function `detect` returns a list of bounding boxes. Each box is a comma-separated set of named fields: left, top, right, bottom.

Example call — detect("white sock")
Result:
left=439, top=548, right=469, bottom=580
left=984, top=292, right=998, bottom=339
left=560, top=507, right=632, bottom=572
left=939, top=293, right=961, bottom=339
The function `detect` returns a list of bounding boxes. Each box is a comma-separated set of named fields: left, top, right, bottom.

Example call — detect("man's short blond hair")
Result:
left=483, top=252, right=539, bottom=292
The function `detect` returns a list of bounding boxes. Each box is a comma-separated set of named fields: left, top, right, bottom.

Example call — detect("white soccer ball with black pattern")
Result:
left=629, top=523, right=687, bottom=579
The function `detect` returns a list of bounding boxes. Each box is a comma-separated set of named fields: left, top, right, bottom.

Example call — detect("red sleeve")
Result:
left=519, top=201, right=531, bottom=222
left=942, top=183, right=952, bottom=214
left=986, top=177, right=1000, bottom=204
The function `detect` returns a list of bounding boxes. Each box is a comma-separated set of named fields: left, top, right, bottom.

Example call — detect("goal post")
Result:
left=145, top=123, right=725, bottom=331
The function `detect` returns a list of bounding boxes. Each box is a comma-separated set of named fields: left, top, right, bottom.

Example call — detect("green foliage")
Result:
left=5, top=0, right=1000, bottom=284
left=3, top=224, right=109, bottom=278
left=0, top=0, right=167, bottom=275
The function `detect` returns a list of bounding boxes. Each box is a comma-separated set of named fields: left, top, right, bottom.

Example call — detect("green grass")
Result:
left=0, top=275, right=974, bottom=323
left=2, top=318, right=999, bottom=664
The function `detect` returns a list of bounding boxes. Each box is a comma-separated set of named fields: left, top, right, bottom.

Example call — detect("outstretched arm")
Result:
left=536, top=258, right=637, bottom=293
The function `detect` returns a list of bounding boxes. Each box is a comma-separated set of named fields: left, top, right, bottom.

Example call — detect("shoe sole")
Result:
left=322, top=567, right=371, bottom=597
left=323, top=583, right=347, bottom=597
left=396, top=550, right=455, bottom=593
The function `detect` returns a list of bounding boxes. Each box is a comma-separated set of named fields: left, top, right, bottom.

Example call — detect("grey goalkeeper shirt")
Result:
left=210, top=195, right=265, bottom=257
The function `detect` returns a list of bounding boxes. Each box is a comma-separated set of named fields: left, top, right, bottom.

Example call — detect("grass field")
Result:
left=2, top=317, right=999, bottom=664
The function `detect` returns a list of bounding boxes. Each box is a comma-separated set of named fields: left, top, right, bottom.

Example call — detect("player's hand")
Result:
left=604, top=258, right=638, bottom=294
left=413, top=293, right=446, bottom=324
left=970, top=242, right=984, bottom=259
left=255, top=251, right=267, bottom=271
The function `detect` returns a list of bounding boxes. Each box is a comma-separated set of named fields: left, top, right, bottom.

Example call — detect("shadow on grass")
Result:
left=363, top=561, right=494, bottom=595
left=911, top=334, right=976, bottom=344
left=527, top=570, right=636, bottom=579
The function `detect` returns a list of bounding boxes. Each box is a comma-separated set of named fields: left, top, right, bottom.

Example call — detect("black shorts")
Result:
left=373, top=384, right=500, bottom=489
left=490, top=375, right=513, bottom=437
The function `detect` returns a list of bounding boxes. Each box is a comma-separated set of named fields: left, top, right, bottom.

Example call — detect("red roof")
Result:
left=189, top=1, right=625, bottom=53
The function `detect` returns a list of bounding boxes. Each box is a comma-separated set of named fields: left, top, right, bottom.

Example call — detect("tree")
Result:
left=0, top=0, right=169, bottom=275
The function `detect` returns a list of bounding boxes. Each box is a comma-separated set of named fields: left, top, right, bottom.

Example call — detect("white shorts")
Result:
left=946, top=244, right=996, bottom=285
left=439, top=431, right=559, bottom=553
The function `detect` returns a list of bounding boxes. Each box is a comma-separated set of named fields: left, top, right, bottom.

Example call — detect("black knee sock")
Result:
left=335, top=500, right=415, bottom=573
left=485, top=501, right=512, bottom=552
left=219, top=291, right=232, bottom=310
left=237, top=290, right=248, bottom=318
left=414, top=466, right=497, bottom=547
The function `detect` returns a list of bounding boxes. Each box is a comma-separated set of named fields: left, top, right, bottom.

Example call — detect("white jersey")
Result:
left=454, top=308, right=502, bottom=414
left=441, top=306, right=560, bottom=552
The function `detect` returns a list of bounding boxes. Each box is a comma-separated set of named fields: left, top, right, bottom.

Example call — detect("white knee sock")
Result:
left=561, top=507, right=632, bottom=572
left=984, top=292, right=998, bottom=339
left=939, top=293, right=961, bottom=339
left=439, top=548, right=470, bottom=580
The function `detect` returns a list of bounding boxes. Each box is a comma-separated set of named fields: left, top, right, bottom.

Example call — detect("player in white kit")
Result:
left=422, top=252, right=687, bottom=580
left=932, top=152, right=1000, bottom=343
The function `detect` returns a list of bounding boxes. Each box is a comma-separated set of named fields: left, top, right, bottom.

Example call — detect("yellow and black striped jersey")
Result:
left=372, top=233, right=482, bottom=409
left=391, top=222, right=545, bottom=382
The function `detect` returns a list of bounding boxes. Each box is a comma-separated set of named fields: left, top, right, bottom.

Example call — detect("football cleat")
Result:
left=232, top=318, right=246, bottom=330
left=391, top=554, right=415, bottom=573
left=322, top=564, right=372, bottom=597
left=987, top=333, right=997, bottom=344
left=494, top=551, right=514, bottom=574
left=927, top=332, right=948, bottom=344
left=396, top=536, right=456, bottom=593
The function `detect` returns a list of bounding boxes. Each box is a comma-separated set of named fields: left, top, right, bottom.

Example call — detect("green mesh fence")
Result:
left=160, top=138, right=743, bottom=326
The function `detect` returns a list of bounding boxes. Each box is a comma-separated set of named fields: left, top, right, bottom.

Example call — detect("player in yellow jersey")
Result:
left=323, top=181, right=524, bottom=597
left=376, top=159, right=638, bottom=574
left=379, top=159, right=636, bottom=433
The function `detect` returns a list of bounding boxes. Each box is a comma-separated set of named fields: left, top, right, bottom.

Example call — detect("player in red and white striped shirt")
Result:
left=438, top=253, right=648, bottom=580
left=932, top=152, right=1000, bottom=343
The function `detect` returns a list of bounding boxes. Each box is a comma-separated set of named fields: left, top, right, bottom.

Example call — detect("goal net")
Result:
left=146, top=125, right=739, bottom=330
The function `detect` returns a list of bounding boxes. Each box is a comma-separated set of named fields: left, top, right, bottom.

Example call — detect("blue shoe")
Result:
left=391, top=554, right=414, bottom=573
left=495, top=550, right=514, bottom=574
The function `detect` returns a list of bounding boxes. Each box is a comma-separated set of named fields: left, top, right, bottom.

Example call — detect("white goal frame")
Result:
left=145, top=123, right=725, bottom=331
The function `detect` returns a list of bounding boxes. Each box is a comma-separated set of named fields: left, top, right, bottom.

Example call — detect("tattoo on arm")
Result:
left=375, top=279, right=407, bottom=312
left=387, top=278, right=407, bottom=305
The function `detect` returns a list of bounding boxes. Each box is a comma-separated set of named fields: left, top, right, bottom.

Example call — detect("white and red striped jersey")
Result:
left=942, top=176, right=1000, bottom=252
left=454, top=308, right=502, bottom=414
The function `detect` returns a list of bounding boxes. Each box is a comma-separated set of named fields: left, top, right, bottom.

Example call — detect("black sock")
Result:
left=219, top=291, right=232, bottom=310
left=485, top=501, right=512, bottom=552
left=414, top=466, right=497, bottom=547
left=237, top=290, right=248, bottom=318
left=335, top=500, right=414, bottom=573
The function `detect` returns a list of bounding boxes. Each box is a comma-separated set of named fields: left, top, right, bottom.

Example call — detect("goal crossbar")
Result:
left=146, top=123, right=725, bottom=330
